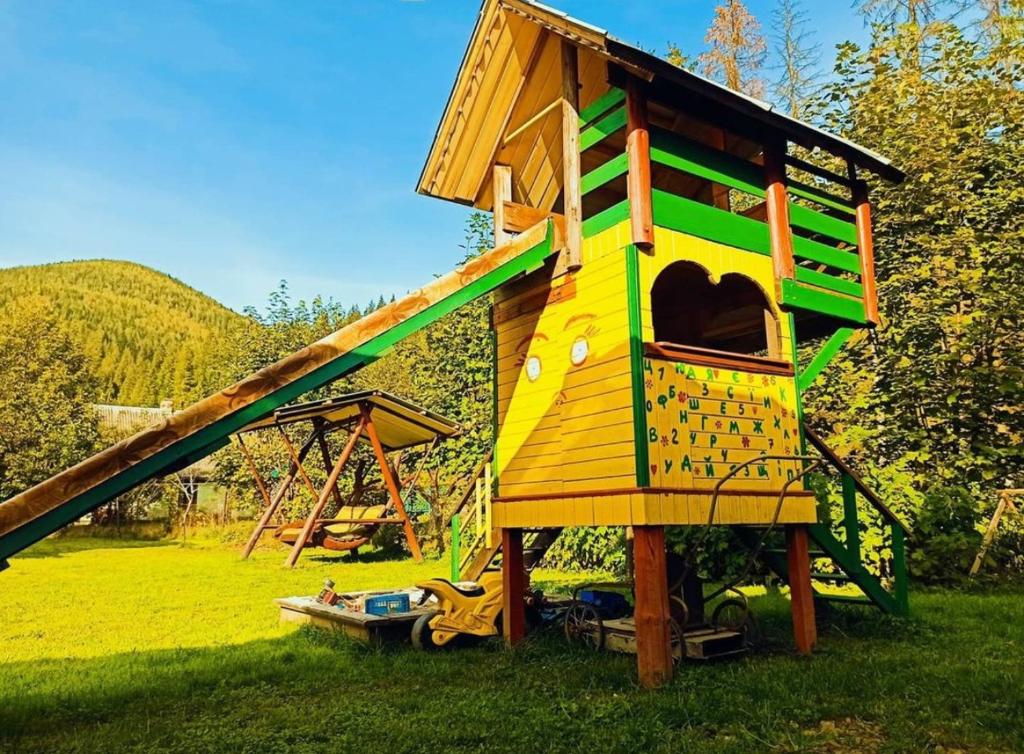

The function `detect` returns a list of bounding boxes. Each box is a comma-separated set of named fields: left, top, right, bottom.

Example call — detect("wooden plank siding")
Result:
left=493, top=220, right=635, bottom=499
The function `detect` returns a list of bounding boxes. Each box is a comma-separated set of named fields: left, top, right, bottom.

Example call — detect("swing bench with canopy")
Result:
left=235, top=390, right=459, bottom=567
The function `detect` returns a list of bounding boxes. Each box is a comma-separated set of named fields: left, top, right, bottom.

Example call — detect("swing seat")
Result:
left=322, top=504, right=388, bottom=551
left=272, top=505, right=388, bottom=551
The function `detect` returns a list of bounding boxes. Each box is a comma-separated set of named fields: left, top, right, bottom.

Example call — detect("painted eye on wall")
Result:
left=525, top=355, right=542, bottom=382
left=570, top=336, right=589, bottom=366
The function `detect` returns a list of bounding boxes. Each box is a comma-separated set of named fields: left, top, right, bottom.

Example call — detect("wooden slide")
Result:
left=0, top=220, right=561, bottom=567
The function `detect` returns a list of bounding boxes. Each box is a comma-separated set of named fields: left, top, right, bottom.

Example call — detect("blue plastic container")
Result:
left=364, top=593, right=411, bottom=616
left=578, top=589, right=631, bottom=619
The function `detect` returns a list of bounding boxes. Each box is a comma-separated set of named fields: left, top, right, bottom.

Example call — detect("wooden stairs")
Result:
left=736, top=424, right=909, bottom=615
left=446, top=458, right=561, bottom=582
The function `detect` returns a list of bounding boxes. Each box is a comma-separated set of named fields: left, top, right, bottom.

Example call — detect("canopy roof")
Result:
left=418, top=0, right=903, bottom=211
left=238, top=390, right=460, bottom=452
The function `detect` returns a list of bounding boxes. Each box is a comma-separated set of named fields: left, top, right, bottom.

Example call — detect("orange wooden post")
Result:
left=240, top=432, right=315, bottom=560
left=493, top=164, right=513, bottom=247
left=632, top=525, right=673, bottom=688
left=764, top=143, right=795, bottom=303
left=560, top=39, right=582, bottom=272
left=284, top=417, right=365, bottom=568
left=315, top=422, right=345, bottom=509
left=625, top=78, right=654, bottom=249
left=785, top=524, right=817, bottom=654
left=501, top=527, right=527, bottom=647
left=850, top=167, right=880, bottom=326
left=362, top=406, right=424, bottom=562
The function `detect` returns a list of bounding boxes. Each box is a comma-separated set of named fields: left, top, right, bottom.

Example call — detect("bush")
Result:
left=909, top=486, right=982, bottom=585
left=543, top=527, right=625, bottom=575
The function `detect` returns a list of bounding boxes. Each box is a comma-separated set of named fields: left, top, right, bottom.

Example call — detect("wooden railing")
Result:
left=577, top=83, right=877, bottom=327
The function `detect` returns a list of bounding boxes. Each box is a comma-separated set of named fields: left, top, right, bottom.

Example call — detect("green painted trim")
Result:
left=625, top=244, right=650, bottom=488
left=580, top=105, right=626, bottom=152
left=450, top=514, right=461, bottom=582
left=578, top=87, right=625, bottom=126
left=808, top=524, right=901, bottom=614
left=792, top=235, right=860, bottom=274
left=788, top=178, right=855, bottom=216
left=0, top=224, right=557, bottom=562
left=581, top=152, right=628, bottom=196
left=652, top=189, right=771, bottom=256
left=797, top=326, right=854, bottom=392
left=781, top=279, right=866, bottom=324
left=582, top=199, right=630, bottom=238
left=788, top=203, right=858, bottom=246
left=794, top=267, right=863, bottom=298
left=787, top=312, right=808, bottom=458
left=490, top=313, right=499, bottom=497
left=891, top=524, right=910, bottom=615
left=841, top=473, right=862, bottom=561
left=649, top=127, right=765, bottom=198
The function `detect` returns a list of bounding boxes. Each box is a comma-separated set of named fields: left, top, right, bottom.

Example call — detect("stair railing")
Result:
left=803, top=425, right=910, bottom=614
left=448, top=458, right=493, bottom=581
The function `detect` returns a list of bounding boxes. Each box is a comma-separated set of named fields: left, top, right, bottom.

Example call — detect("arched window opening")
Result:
left=651, top=263, right=779, bottom=358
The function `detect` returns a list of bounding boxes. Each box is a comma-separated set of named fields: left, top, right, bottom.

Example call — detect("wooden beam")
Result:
left=493, top=165, right=513, bottom=247
left=314, top=421, right=344, bottom=509
left=240, top=432, right=318, bottom=560
left=501, top=97, right=561, bottom=148
left=502, top=201, right=565, bottom=236
left=501, top=527, right=527, bottom=646
left=785, top=524, right=817, bottom=654
left=764, top=143, right=795, bottom=303
left=285, top=418, right=365, bottom=568
left=362, top=406, right=423, bottom=562
left=633, top=525, right=673, bottom=688
left=560, top=39, right=582, bottom=272
left=849, top=164, right=880, bottom=326
left=625, top=79, right=654, bottom=249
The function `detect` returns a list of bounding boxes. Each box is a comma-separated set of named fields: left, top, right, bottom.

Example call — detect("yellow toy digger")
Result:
left=411, top=571, right=505, bottom=649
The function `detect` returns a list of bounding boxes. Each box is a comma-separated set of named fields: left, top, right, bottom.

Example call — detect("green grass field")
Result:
left=1, top=535, right=1021, bottom=753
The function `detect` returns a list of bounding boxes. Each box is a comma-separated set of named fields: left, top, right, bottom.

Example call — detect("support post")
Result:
left=841, top=473, right=861, bottom=561
left=493, top=165, right=513, bottom=247
left=625, top=78, right=653, bottom=249
left=240, top=432, right=317, bottom=560
left=560, top=39, right=582, bottom=272
left=891, top=523, right=909, bottom=615
left=785, top=524, right=817, bottom=654
left=362, top=406, right=424, bottom=562
left=451, top=514, right=462, bottom=582
left=284, top=418, right=365, bottom=568
left=314, top=421, right=344, bottom=509
left=633, top=525, right=673, bottom=688
left=764, top=142, right=795, bottom=303
left=850, top=165, right=880, bottom=326
left=501, top=527, right=526, bottom=647
left=278, top=425, right=325, bottom=505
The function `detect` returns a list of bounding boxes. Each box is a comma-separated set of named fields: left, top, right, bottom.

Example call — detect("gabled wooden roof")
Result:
left=417, top=0, right=902, bottom=211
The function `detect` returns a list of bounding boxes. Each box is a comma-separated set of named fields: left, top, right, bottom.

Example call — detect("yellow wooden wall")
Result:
left=494, top=220, right=636, bottom=497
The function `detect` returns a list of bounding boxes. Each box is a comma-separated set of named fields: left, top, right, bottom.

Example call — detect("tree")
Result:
left=0, top=296, right=100, bottom=500
left=771, top=0, right=821, bottom=118
left=699, top=0, right=768, bottom=97
left=666, top=43, right=694, bottom=70
left=808, top=19, right=1024, bottom=504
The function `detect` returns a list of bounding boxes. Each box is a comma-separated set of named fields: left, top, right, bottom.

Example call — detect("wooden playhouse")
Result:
left=419, top=0, right=909, bottom=687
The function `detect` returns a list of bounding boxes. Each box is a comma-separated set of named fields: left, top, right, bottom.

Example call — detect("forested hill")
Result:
left=0, top=260, right=243, bottom=406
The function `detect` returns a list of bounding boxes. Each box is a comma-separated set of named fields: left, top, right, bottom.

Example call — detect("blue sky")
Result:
left=0, top=1, right=870, bottom=313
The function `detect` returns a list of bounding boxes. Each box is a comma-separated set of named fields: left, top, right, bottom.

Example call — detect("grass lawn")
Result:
left=1, top=535, right=1022, bottom=753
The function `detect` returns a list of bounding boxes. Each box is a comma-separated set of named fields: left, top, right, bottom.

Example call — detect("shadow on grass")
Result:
left=14, top=536, right=176, bottom=559
left=1, top=589, right=1021, bottom=754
